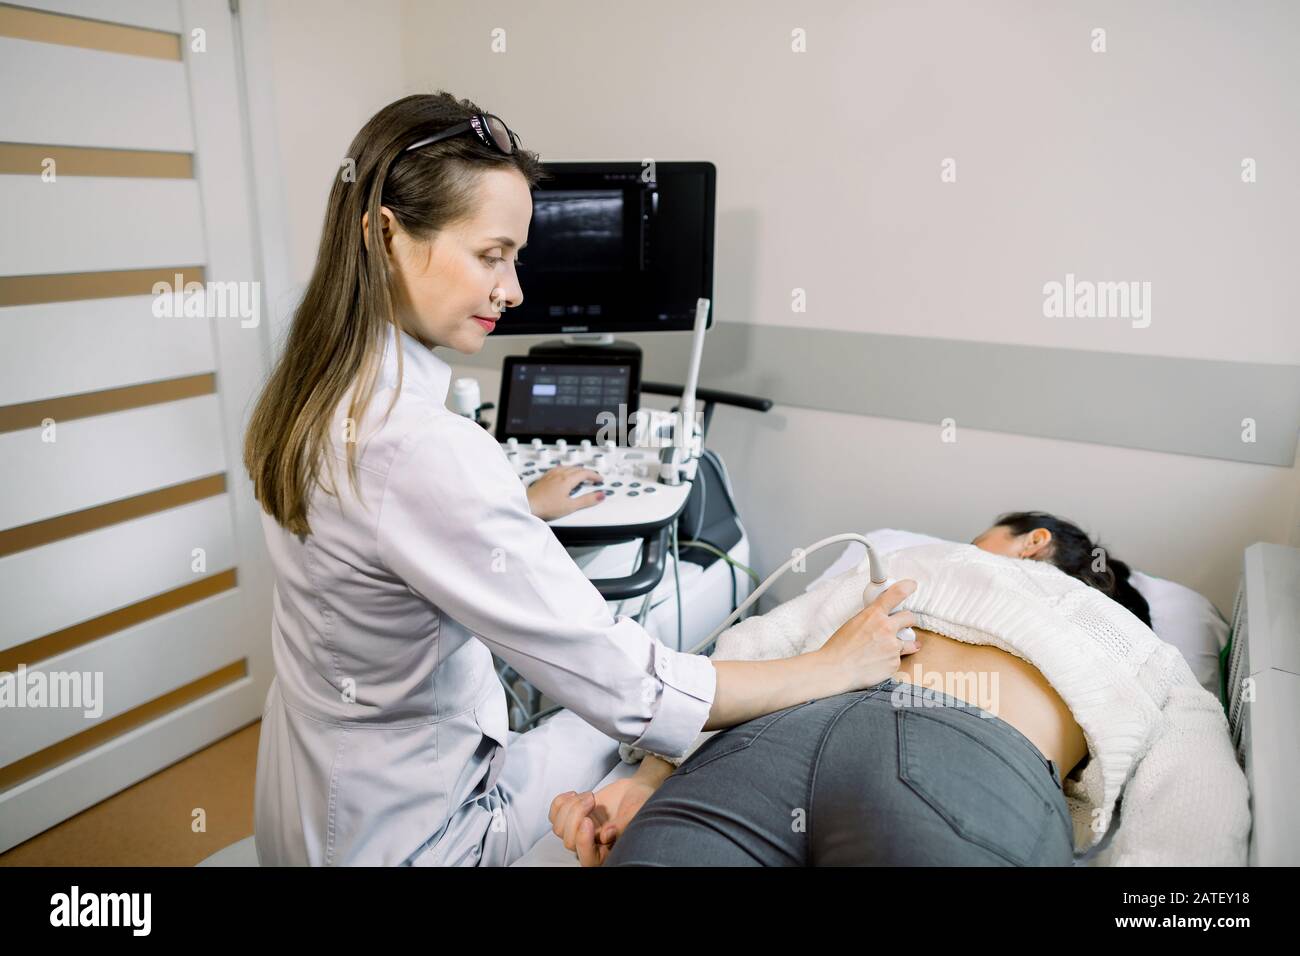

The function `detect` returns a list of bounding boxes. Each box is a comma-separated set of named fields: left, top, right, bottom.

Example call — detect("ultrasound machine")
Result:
left=461, top=161, right=772, bottom=730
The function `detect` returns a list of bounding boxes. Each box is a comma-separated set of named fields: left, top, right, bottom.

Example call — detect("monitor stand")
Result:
left=526, top=334, right=642, bottom=361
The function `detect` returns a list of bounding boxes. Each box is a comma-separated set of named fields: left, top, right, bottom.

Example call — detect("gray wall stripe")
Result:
left=457, top=322, right=1300, bottom=467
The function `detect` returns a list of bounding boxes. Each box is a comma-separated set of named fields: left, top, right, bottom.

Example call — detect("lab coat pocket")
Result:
left=473, top=695, right=510, bottom=792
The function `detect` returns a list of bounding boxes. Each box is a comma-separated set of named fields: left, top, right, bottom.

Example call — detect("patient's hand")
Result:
left=548, top=757, right=673, bottom=866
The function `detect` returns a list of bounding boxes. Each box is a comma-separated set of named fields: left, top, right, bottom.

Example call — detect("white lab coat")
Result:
left=253, top=322, right=717, bottom=866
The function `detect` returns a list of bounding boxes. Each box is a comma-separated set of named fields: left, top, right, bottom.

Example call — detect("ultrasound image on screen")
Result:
left=529, top=190, right=623, bottom=272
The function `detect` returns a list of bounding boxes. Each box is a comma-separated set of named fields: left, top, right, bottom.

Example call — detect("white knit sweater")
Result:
left=634, top=542, right=1251, bottom=866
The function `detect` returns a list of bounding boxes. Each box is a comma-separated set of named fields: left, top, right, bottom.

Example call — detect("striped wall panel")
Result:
left=0, top=34, right=192, bottom=150
left=0, top=395, right=227, bottom=529
left=0, top=293, right=215, bottom=406
left=0, top=494, right=237, bottom=652
left=4, top=1, right=183, bottom=34
left=0, top=674, right=260, bottom=850
left=0, top=175, right=207, bottom=276
left=0, top=0, right=271, bottom=854
left=0, top=590, right=247, bottom=766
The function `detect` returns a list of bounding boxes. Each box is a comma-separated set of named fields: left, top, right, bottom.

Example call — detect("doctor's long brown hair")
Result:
left=243, top=93, right=544, bottom=536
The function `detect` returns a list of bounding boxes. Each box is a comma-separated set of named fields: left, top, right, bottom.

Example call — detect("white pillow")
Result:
left=1128, top=570, right=1228, bottom=698
left=806, top=529, right=1226, bottom=697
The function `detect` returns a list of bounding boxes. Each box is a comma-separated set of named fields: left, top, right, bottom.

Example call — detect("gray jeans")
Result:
left=607, top=680, right=1075, bottom=866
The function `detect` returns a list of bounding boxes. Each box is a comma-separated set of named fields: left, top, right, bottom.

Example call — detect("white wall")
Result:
left=402, top=0, right=1299, bottom=366
left=252, top=0, right=1300, bottom=616
left=264, top=0, right=407, bottom=287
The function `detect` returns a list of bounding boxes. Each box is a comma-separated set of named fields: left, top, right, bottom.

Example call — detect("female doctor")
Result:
left=242, top=91, right=920, bottom=866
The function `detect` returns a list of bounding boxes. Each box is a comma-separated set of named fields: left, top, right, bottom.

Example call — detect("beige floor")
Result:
left=0, top=720, right=261, bottom=867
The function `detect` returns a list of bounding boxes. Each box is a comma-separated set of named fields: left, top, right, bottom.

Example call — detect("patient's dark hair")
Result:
left=993, top=511, right=1152, bottom=629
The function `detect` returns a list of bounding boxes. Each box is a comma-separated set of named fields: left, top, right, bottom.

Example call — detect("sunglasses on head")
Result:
left=405, top=113, right=519, bottom=155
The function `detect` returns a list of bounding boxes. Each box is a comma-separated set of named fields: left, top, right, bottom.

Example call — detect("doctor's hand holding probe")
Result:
left=242, top=92, right=921, bottom=867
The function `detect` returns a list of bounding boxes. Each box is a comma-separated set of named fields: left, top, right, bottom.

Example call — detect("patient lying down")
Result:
left=548, top=512, right=1251, bottom=867
left=893, top=512, right=1156, bottom=782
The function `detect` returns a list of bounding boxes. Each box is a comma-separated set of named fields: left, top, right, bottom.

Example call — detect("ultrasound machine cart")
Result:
left=472, top=161, right=773, bottom=730
left=487, top=338, right=771, bottom=730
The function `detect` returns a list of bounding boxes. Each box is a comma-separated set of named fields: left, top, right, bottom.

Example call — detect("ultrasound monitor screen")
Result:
left=501, top=361, right=634, bottom=441
left=496, top=161, right=715, bottom=335
left=529, top=191, right=623, bottom=273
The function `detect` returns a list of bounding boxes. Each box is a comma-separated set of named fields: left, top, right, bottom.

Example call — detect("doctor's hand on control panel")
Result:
left=525, top=465, right=606, bottom=521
